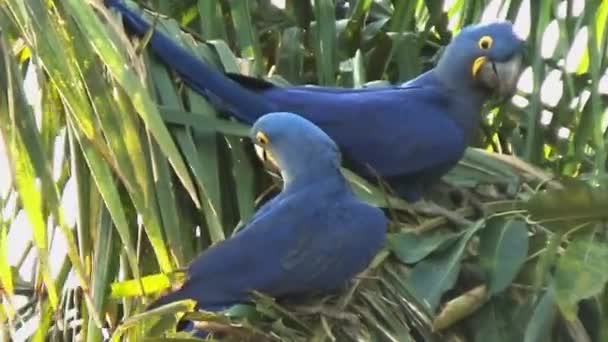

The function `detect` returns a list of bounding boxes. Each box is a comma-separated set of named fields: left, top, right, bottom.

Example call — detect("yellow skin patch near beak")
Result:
left=256, top=131, right=269, bottom=145
left=472, top=56, right=487, bottom=77
left=254, top=130, right=280, bottom=168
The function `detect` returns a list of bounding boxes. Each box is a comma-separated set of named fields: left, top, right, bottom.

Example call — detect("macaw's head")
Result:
left=250, top=112, right=341, bottom=187
left=436, top=21, right=525, bottom=100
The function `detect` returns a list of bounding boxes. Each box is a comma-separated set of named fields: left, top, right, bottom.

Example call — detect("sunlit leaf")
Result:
left=111, top=273, right=186, bottom=298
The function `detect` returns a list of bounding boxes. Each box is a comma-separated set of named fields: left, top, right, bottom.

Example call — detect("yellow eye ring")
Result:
left=256, top=131, right=269, bottom=145
left=478, top=36, right=493, bottom=50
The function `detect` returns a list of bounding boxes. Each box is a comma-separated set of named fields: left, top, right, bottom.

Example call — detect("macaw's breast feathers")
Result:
left=147, top=113, right=387, bottom=317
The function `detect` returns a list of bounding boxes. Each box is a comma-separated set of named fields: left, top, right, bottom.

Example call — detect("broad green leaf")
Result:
left=387, top=231, right=459, bottom=264
left=479, top=217, right=529, bottom=295
left=526, top=182, right=608, bottom=222
left=524, top=290, right=558, bottom=342
left=533, top=231, right=562, bottom=293
left=406, top=220, right=485, bottom=312
left=342, top=168, right=411, bottom=210
left=446, top=148, right=526, bottom=189
left=470, top=295, right=523, bottom=342
left=553, top=238, right=608, bottom=321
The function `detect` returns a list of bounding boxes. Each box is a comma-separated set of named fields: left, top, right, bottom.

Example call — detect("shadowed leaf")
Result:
left=387, top=231, right=459, bottom=264
left=527, top=181, right=608, bottom=222
left=524, top=290, right=558, bottom=342
left=406, top=220, right=485, bottom=312
left=479, top=217, right=529, bottom=295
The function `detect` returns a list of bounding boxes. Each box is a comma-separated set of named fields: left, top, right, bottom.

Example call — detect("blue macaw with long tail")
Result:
left=105, top=0, right=525, bottom=201
left=146, top=112, right=387, bottom=335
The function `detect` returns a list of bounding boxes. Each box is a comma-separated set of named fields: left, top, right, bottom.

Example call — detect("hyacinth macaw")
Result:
left=105, top=0, right=525, bottom=201
left=147, top=112, right=387, bottom=316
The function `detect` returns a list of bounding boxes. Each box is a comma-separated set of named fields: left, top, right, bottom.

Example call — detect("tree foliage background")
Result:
left=0, top=0, right=607, bottom=341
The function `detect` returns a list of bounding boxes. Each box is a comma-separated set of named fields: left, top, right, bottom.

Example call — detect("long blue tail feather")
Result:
left=104, top=0, right=275, bottom=123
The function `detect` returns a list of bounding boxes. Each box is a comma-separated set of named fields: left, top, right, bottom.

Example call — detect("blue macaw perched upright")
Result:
left=147, top=112, right=387, bottom=313
left=105, top=0, right=525, bottom=201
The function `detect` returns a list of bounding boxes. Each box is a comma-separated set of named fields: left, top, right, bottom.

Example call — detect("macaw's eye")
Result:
left=256, top=131, right=270, bottom=145
left=478, top=36, right=493, bottom=50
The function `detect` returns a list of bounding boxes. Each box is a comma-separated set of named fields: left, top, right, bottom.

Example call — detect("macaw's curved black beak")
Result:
left=254, top=144, right=281, bottom=172
left=476, top=53, right=523, bottom=100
